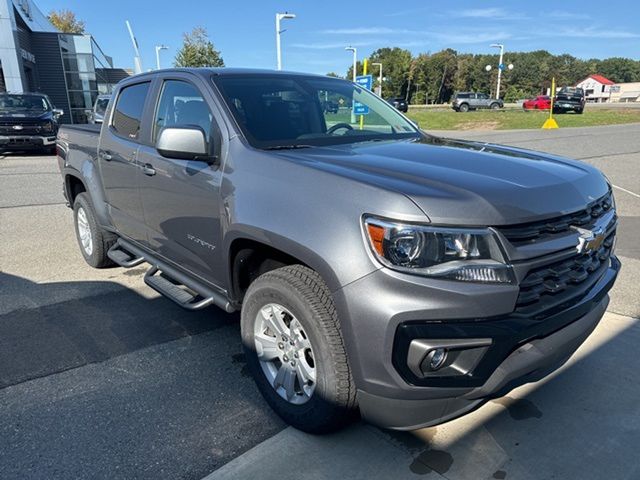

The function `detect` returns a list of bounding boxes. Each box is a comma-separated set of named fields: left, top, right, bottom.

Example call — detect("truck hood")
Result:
left=275, top=136, right=608, bottom=225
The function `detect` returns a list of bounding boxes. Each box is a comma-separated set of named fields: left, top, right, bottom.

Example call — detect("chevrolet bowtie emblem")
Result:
left=572, top=226, right=606, bottom=255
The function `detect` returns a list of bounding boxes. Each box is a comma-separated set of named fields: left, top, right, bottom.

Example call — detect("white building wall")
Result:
left=0, top=0, right=24, bottom=92
left=576, top=77, right=611, bottom=103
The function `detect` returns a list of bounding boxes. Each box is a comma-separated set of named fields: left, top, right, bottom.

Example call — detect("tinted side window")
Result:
left=112, top=82, right=150, bottom=140
left=153, top=80, right=213, bottom=143
left=457, top=93, right=469, bottom=99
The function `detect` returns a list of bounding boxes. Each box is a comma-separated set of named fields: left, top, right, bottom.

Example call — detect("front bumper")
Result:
left=0, top=135, right=56, bottom=149
left=334, top=255, right=619, bottom=430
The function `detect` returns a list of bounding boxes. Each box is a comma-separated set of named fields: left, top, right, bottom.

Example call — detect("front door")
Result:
left=136, top=76, right=226, bottom=285
left=99, top=81, right=151, bottom=243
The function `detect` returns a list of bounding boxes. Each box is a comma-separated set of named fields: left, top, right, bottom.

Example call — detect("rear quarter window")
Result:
left=112, top=82, right=150, bottom=140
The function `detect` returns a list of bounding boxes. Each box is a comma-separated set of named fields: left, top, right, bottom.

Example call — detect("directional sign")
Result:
left=354, top=74, right=373, bottom=115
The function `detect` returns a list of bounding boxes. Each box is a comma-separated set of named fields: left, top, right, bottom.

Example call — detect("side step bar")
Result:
left=115, top=238, right=235, bottom=313
left=107, top=242, right=145, bottom=267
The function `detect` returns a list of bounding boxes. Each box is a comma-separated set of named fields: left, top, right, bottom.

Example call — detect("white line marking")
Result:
left=613, top=184, right=640, bottom=199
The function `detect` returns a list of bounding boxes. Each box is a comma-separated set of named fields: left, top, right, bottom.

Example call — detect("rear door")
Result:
left=99, top=81, right=152, bottom=243
left=476, top=93, right=489, bottom=108
left=136, top=74, right=227, bottom=285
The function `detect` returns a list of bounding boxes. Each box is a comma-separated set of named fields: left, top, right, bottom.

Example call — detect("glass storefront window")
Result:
left=65, top=72, right=97, bottom=92
left=68, top=90, right=96, bottom=109
left=71, top=109, right=90, bottom=124
left=62, top=54, right=96, bottom=73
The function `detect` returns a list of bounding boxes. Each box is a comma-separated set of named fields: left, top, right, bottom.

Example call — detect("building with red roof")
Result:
left=575, top=74, right=615, bottom=103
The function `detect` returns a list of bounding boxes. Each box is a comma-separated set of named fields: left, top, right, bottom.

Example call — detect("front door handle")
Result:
left=142, top=164, right=156, bottom=176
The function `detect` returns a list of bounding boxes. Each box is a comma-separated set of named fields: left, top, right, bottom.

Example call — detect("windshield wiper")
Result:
left=264, top=144, right=313, bottom=150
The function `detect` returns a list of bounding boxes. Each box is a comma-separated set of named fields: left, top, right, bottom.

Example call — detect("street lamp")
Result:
left=276, top=12, right=296, bottom=70
left=155, top=45, right=168, bottom=70
left=345, top=46, right=357, bottom=82
left=488, top=43, right=515, bottom=100
left=372, top=62, right=382, bottom=96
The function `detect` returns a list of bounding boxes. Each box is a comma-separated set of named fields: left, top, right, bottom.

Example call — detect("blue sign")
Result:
left=356, top=74, right=373, bottom=90
left=354, top=74, right=373, bottom=115
left=498, top=63, right=506, bottom=71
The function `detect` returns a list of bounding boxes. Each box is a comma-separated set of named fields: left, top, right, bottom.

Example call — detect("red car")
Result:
left=523, top=95, right=551, bottom=110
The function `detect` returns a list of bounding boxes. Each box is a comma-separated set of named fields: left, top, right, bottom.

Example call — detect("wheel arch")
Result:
left=225, top=228, right=342, bottom=306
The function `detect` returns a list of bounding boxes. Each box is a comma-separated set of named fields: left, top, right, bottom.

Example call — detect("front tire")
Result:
left=73, top=192, right=116, bottom=268
left=458, top=103, right=469, bottom=113
left=241, top=265, right=357, bottom=433
left=490, top=102, right=500, bottom=110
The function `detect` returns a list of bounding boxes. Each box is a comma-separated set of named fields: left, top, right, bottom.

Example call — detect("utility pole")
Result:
left=276, top=12, right=296, bottom=70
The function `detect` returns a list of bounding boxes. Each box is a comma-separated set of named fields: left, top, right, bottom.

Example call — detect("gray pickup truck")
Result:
left=57, top=68, right=619, bottom=433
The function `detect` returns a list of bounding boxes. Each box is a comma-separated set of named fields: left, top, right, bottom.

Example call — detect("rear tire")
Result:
left=241, top=265, right=357, bottom=433
left=458, top=103, right=469, bottom=113
left=73, top=192, right=117, bottom=268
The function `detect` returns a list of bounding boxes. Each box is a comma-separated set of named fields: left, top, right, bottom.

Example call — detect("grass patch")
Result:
left=405, top=108, right=640, bottom=131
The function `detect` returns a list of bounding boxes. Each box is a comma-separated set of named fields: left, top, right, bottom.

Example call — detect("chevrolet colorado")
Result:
left=56, top=69, right=619, bottom=433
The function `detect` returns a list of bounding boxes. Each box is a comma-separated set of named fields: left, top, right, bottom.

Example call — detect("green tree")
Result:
left=174, top=27, right=224, bottom=68
left=347, top=47, right=412, bottom=98
left=48, top=9, right=85, bottom=33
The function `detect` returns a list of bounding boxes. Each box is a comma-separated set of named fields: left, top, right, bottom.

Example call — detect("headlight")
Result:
left=364, top=216, right=513, bottom=283
left=41, top=122, right=54, bottom=132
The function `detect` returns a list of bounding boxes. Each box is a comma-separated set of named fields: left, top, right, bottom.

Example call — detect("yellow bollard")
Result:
left=542, top=76, right=559, bottom=129
left=359, top=58, right=368, bottom=130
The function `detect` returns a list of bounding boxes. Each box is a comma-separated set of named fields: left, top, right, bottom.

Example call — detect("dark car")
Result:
left=387, top=97, right=408, bottom=112
left=57, top=68, right=618, bottom=433
left=0, top=93, right=63, bottom=154
left=554, top=87, right=585, bottom=114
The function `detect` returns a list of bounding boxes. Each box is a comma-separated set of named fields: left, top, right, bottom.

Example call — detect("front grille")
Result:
left=498, top=192, right=613, bottom=244
left=0, top=123, right=45, bottom=135
left=514, top=232, right=615, bottom=318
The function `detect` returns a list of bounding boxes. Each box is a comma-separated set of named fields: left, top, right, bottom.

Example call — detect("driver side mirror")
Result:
left=53, top=108, right=64, bottom=118
left=156, top=126, right=214, bottom=162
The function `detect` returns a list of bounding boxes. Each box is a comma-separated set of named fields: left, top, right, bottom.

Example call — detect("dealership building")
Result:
left=0, top=0, right=129, bottom=123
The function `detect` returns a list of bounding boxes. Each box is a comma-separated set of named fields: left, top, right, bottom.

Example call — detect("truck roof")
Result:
left=124, top=67, right=334, bottom=81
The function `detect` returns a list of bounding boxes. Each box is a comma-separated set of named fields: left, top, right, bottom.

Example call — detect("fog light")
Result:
left=426, top=348, right=447, bottom=371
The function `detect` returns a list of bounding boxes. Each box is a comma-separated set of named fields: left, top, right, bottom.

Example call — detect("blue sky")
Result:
left=37, top=0, right=640, bottom=74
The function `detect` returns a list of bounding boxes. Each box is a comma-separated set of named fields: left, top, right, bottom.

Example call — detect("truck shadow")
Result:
left=0, top=271, right=238, bottom=389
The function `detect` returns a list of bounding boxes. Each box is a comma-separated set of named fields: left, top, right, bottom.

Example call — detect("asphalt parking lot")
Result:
left=1, top=123, right=639, bottom=480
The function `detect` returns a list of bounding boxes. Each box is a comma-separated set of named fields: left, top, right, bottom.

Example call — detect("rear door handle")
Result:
left=100, top=151, right=112, bottom=161
left=142, top=164, right=156, bottom=176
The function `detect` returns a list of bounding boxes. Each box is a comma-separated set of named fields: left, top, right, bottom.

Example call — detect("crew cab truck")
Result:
left=1, top=92, right=63, bottom=154
left=57, top=69, right=619, bottom=433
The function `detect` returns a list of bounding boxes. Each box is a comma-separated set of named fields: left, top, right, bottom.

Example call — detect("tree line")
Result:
left=343, top=48, right=640, bottom=103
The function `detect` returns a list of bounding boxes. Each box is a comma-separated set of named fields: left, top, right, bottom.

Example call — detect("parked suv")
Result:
left=87, top=94, right=111, bottom=124
left=452, top=92, right=503, bottom=112
left=57, top=69, right=618, bottom=433
left=0, top=92, right=63, bottom=153
left=387, top=97, right=408, bottom=113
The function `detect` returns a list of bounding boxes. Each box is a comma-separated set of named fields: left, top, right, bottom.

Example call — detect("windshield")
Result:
left=95, top=98, right=110, bottom=115
left=0, top=94, right=50, bottom=113
left=213, top=74, right=420, bottom=149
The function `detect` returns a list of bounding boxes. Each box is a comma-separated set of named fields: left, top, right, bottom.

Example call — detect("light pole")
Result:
left=345, top=46, right=357, bottom=82
left=490, top=43, right=504, bottom=99
left=276, top=12, right=296, bottom=70
left=372, top=62, right=382, bottom=96
left=155, top=45, right=168, bottom=70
